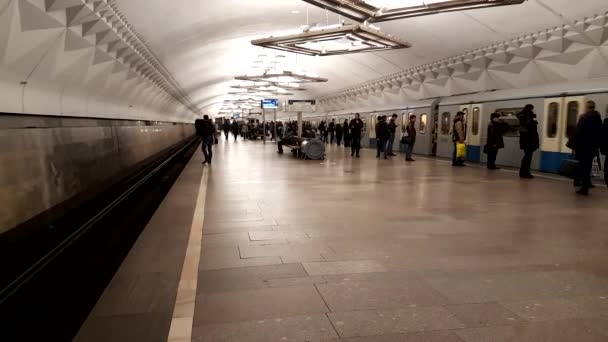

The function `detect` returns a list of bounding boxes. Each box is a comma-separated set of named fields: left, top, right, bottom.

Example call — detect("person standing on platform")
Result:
left=195, top=115, right=216, bottom=165
left=517, top=104, right=540, bottom=178
left=319, top=121, right=327, bottom=143
left=343, top=119, right=351, bottom=148
left=404, top=115, right=417, bottom=162
left=571, top=101, right=603, bottom=195
left=376, top=116, right=390, bottom=159
left=349, top=114, right=364, bottom=158
left=387, top=114, right=398, bottom=156
left=485, top=113, right=506, bottom=170
left=222, top=120, right=230, bottom=141
left=329, top=119, right=336, bottom=144
left=335, top=122, right=343, bottom=146
left=601, top=118, right=608, bottom=187
left=231, top=120, right=239, bottom=141
left=452, top=111, right=466, bottom=166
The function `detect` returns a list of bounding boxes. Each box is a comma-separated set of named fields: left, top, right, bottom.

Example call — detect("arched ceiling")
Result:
left=115, top=0, right=608, bottom=115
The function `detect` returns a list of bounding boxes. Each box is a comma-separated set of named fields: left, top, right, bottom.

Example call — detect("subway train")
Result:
left=310, top=79, right=608, bottom=175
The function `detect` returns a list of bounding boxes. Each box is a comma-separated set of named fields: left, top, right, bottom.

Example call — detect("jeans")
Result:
left=487, top=150, right=497, bottom=168
left=575, top=153, right=594, bottom=190
left=377, top=138, right=386, bottom=157
left=520, top=149, right=534, bottom=176
left=387, top=133, right=395, bottom=155
left=351, top=136, right=361, bottom=156
left=202, top=136, right=213, bottom=162
left=405, top=142, right=415, bottom=160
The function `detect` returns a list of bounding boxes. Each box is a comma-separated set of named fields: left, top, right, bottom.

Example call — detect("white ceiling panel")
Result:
left=115, top=0, right=608, bottom=114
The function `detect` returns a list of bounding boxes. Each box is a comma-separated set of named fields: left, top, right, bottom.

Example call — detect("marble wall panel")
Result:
left=0, top=115, right=195, bottom=233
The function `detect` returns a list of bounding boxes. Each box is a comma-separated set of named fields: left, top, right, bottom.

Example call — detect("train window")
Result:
left=441, top=112, right=451, bottom=135
left=566, top=101, right=579, bottom=139
left=419, top=114, right=428, bottom=134
left=547, top=102, right=559, bottom=138
left=472, top=107, right=480, bottom=136
left=401, top=112, right=407, bottom=132
left=495, top=107, right=523, bottom=137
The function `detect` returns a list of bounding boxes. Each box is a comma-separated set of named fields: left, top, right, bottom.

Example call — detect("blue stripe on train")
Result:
left=466, top=145, right=481, bottom=163
left=540, top=151, right=572, bottom=173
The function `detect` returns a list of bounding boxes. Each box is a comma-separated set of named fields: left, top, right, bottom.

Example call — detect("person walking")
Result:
left=328, top=119, right=336, bottom=144
left=319, top=121, right=327, bottom=143
left=452, top=111, right=466, bottom=166
left=343, top=119, right=351, bottom=148
left=517, top=104, right=540, bottom=178
left=571, top=101, right=603, bottom=195
left=231, top=120, right=239, bottom=141
left=349, top=114, right=364, bottom=158
left=403, top=115, right=417, bottom=162
left=335, top=122, right=343, bottom=146
left=241, top=121, right=248, bottom=140
left=376, top=116, right=390, bottom=159
left=387, top=114, right=398, bottom=156
left=195, top=115, right=216, bottom=165
left=222, top=120, right=230, bottom=141
left=484, top=113, right=506, bottom=170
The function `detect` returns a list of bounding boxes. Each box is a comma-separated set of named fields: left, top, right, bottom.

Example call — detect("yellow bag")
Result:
left=456, top=143, right=467, bottom=159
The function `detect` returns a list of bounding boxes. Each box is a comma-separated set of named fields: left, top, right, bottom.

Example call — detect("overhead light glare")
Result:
left=301, top=0, right=526, bottom=22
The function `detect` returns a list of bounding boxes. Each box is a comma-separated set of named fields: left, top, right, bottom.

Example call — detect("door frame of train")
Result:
left=560, top=96, right=585, bottom=153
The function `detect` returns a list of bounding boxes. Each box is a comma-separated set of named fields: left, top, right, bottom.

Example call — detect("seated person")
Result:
left=278, top=126, right=297, bottom=154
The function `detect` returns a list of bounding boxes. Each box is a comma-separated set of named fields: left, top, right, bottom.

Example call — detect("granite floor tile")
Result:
left=194, top=286, right=329, bottom=325
left=192, top=314, right=338, bottom=342
left=327, top=306, right=465, bottom=338
left=198, top=263, right=308, bottom=293
left=323, top=331, right=464, bottom=342
left=445, top=302, right=522, bottom=328
left=303, top=260, right=387, bottom=276
left=74, top=312, right=171, bottom=342
left=317, top=277, right=448, bottom=311
left=501, top=295, right=608, bottom=322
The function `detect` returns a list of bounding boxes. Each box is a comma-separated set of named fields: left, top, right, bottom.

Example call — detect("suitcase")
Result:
left=558, top=159, right=578, bottom=179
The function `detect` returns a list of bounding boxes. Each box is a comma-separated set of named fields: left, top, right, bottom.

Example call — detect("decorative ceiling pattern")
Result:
left=0, top=0, right=196, bottom=121
left=319, top=11, right=608, bottom=110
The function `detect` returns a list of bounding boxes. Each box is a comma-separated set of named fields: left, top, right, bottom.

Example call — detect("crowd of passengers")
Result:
left=196, top=100, right=608, bottom=195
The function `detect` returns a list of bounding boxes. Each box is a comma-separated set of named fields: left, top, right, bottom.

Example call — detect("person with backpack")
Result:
left=452, top=111, right=466, bottom=166
left=195, top=115, right=216, bottom=165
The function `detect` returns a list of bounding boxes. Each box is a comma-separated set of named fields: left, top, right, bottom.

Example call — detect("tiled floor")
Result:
left=188, top=140, right=608, bottom=342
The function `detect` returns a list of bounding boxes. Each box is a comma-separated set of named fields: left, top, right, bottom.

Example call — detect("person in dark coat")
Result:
left=485, top=113, right=507, bottom=170
left=335, top=122, right=343, bottom=146
left=195, top=115, right=216, bottom=164
left=601, top=118, right=608, bottom=187
left=343, top=119, right=351, bottom=147
left=319, top=121, right=327, bottom=143
left=404, top=115, right=417, bottom=162
left=376, top=116, right=390, bottom=159
left=572, top=101, right=603, bottom=195
left=222, top=120, right=231, bottom=140
left=349, top=114, right=364, bottom=158
left=517, top=104, right=540, bottom=178
left=328, top=119, right=336, bottom=144
left=230, top=120, right=239, bottom=141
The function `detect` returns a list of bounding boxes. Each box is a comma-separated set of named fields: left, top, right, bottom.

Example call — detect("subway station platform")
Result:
left=77, top=140, right=608, bottom=342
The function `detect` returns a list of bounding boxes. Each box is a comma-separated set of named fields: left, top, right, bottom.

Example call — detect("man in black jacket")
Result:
left=517, top=104, right=540, bottom=178
left=376, top=116, right=390, bottom=159
left=349, top=114, right=364, bottom=158
left=573, top=101, right=603, bottom=195
left=485, top=113, right=506, bottom=170
left=195, top=115, right=216, bottom=164
left=328, top=119, right=336, bottom=144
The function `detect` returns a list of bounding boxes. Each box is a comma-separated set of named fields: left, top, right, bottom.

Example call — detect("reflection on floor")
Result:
left=102, top=139, right=608, bottom=342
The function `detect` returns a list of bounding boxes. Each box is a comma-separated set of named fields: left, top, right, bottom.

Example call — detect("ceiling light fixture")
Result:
left=301, top=0, right=526, bottom=22
left=251, top=23, right=410, bottom=56
left=235, top=70, right=328, bottom=83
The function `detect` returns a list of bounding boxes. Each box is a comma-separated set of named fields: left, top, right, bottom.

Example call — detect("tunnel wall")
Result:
left=0, top=114, right=195, bottom=234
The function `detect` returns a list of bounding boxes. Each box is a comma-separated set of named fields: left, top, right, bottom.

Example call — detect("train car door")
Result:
left=466, top=104, right=483, bottom=162
left=561, top=96, right=585, bottom=153
left=540, top=97, right=566, bottom=172
left=459, top=104, right=471, bottom=140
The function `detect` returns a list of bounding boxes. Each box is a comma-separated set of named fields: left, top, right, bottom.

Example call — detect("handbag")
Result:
left=558, top=158, right=578, bottom=179
left=400, top=136, right=413, bottom=145
left=456, top=142, right=466, bottom=159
